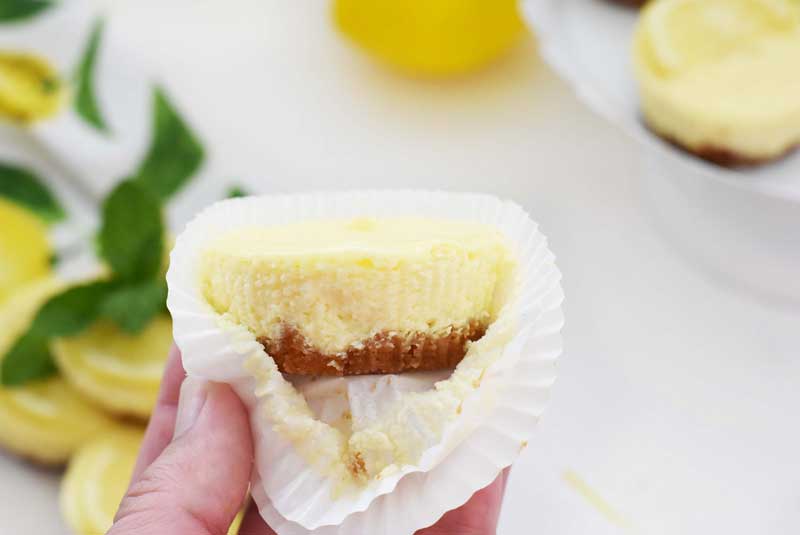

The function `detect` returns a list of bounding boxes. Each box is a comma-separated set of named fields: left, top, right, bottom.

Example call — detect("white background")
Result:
left=2, top=1, right=799, bottom=534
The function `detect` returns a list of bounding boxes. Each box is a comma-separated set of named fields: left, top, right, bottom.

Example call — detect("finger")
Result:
left=238, top=502, right=278, bottom=535
left=416, top=467, right=510, bottom=535
left=129, top=346, right=186, bottom=483
left=110, top=383, right=254, bottom=535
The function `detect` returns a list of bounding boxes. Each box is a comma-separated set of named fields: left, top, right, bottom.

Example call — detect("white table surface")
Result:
left=2, top=1, right=799, bottom=534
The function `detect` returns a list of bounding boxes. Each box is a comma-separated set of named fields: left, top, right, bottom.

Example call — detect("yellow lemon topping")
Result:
left=0, top=278, right=115, bottom=464
left=0, top=51, right=63, bottom=123
left=0, top=198, right=50, bottom=304
left=334, top=0, right=525, bottom=76
left=634, top=0, right=800, bottom=160
left=53, top=315, right=172, bottom=419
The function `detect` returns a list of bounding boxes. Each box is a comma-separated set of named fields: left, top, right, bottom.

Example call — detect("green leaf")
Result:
left=100, top=278, right=167, bottom=334
left=131, top=87, right=205, bottom=201
left=0, top=0, right=53, bottom=22
left=74, top=18, right=108, bottom=131
left=99, top=180, right=164, bottom=282
left=1, top=280, right=116, bottom=386
left=0, top=163, right=65, bottom=223
left=226, top=185, right=248, bottom=198
left=0, top=332, right=56, bottom=386
left=30, top=280, right=116, bottom=337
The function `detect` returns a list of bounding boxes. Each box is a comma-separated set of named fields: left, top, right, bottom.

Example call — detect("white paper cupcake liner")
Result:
left=166, top=190, right=563, bottom=533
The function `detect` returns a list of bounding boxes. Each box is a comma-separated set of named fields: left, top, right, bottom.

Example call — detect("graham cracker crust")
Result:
left=644, top=120, right=800, bottom=168
left=260, top=321, right=487, bottom=376
left=662, top=137, right=799, bottom=168
left=607, top=0, right=645, bottom=7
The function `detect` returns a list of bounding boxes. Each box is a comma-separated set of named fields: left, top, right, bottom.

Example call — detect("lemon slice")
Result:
left=62, top=427, right=248, bottom=535
left=0, top=51, right=64, bottom=123
left=0, top=198, right=51, bottom=304
left=333, top=0, right=525, bottom=76
left=60, top=426, right=144, bottom=535
left=53, top=315, right=172, bottom=419
left=641, top=0, right=800, bottom=75
left=0, top=279, right=115, bottom=464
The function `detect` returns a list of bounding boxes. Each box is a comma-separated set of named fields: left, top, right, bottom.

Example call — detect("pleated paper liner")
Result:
left=166, top=191, right=563, bottom=533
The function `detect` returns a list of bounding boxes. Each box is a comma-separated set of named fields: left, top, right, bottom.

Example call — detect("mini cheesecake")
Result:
left=633, top=0, right=800, bottom=166
left=199, top=217, right=511, bottom=376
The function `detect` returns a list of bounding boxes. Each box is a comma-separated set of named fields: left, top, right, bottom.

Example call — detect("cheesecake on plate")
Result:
left=633, top=0, right=800, bottom=166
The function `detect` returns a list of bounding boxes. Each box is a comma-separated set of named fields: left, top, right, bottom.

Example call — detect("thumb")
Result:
left=109, top=382, right=253, bottom=535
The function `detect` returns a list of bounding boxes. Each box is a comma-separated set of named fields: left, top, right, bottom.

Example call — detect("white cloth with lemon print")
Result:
left=0, top=0, right=150, bottom=201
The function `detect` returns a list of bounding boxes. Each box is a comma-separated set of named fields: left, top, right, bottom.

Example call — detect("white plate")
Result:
left=522, top=0, right=800, bottom=304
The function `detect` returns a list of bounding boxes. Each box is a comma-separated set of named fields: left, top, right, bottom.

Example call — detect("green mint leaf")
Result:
left=1, top=280, right=116, bottom=386
left=99, top=180, right=164, bottom=282
left=0, top=332, right=56, bottom=386
left=0, top=0, right=53, bottom=22
left=0, top=162, right=65, bottom=223
left=226, top=185, right=249, bottom=198
left=30, top=280, right=116, bottom=337
left=74, top=18, right=108, bottom=132
left=100, top=278, right=167, bottom=334
left=131, top=87, right=205, bottom=201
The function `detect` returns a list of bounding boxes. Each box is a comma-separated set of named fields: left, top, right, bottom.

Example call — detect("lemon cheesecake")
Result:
left=633, top=0, right=800, bottom=166
left=200, top=217, right=512, bottom=376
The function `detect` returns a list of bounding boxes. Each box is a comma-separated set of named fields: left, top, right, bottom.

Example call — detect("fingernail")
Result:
left=173, top=378, right=209, bottom=439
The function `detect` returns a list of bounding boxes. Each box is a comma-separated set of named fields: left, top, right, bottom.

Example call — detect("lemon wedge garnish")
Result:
left=333, top=0, right=525, bottom=76
left=0, top=51, right=64, bottom=123
left=0, top=198, right=51, bottom=304
left=53, top=315, right=172, bottom=419
left=641, top=0, right=800, bottom=75
left=60, top=426, right=144, bottom=535
left=0, top=278, right=115, bottom=464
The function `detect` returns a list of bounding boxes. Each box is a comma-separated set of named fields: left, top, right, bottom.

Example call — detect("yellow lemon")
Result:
left=60, top=426, right=144, bottom=535
left=62, top=427, right=248, bottom=535
left=0, top=51, right=64, bottom=123
left=333, top=0, right=526, bottom=76
left=53, top=315, right=172, bottom=419
left=639, top=0, right=800, bottom=76
left=0, top=278, right=115, bottom=464
left=0, top=198, right=51, bottom=304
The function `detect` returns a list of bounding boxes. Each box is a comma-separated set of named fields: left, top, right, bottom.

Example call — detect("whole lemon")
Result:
left=334, top=0, right=526, bottom=76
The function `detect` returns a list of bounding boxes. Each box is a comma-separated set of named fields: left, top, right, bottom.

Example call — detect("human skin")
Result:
left=108, top=347, right=509, bottom=535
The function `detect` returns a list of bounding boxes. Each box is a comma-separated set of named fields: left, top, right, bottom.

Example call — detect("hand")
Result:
left=109, top=347, right=509, bottom=535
